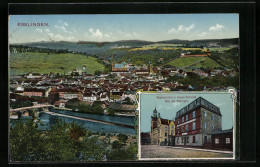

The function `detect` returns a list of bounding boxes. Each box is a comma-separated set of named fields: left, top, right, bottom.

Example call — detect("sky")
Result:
left=140, top=92, right=234, bottom=133
left=9, top=14, right=239, bottom=43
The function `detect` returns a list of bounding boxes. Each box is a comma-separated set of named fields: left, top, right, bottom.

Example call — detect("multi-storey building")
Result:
left=150, top=108, right=175, bottom=146
left=175, top=97, right=222, bottom=147
left=23, top=88, right=45, bottom=97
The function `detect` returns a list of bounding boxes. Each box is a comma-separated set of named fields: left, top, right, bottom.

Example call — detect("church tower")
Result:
left=153, top=107, right=157, bottom=118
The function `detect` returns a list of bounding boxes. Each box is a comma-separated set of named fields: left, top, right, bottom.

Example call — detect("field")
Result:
left=167, top=57, right=221, bottom=68
left=10, top=52, right=104, bottom=75
left=208, top=47, right=234, bottom=52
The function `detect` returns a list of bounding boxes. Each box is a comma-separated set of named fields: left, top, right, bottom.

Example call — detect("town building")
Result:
left=23, top=88, right=45, bottom=97
left=175, top=97, right=222, bottom=147
left=210, top=128, right=233, bottom=151
left=150, top=108, right=175, bottom=146
left=111, top=62, right=129, bottom=74
left=26, top=72, right=42, bottom=79
left=109, top=89, right=124, bottom=102
left=141, top=132, right=151, bottom=145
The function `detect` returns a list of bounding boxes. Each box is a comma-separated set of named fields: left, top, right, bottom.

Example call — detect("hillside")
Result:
left=17, top=38, right=238, bottom=55
left=167, top=57, right=222, bottom=68
left=10, top=52, right=104, bottom=75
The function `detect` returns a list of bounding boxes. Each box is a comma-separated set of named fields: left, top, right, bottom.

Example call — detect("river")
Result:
left=11, top=109, right=137, bottom=135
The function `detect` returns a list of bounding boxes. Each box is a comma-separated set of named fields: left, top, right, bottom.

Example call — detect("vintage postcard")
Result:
left=138, top=91, right=237, bottom=160
left=8, top=14, right=239, bottom=162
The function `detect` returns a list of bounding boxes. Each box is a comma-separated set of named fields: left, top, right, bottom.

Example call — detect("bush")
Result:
left=107, top=107, right=116, bottom=116
left=117, top=133, right=128, bottom=143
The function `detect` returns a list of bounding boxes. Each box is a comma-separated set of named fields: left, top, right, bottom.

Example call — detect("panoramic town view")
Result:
left=9, top=14, right=239, bottom=161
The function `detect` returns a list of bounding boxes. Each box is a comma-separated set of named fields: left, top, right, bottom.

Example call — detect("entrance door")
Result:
left=171, top=136, right=175, bottom=146
left=204, top=136, right=208, bottom=144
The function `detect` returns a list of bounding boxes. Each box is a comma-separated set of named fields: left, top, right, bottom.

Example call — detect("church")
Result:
left=150, top=108, right=175, bottom=146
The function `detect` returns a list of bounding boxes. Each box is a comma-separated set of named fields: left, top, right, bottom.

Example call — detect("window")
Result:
left=178, top=120, right=179, bottom=124
left=204, top=111, right=207, bottom=118
left=218, top=116, right=221, bottom=122
left=212, top=125, right=215, bottom=131
left=182, top=117, right=184, bottom=123
left=193, top=136, right=196, bottom=143
left=204, top=123, right=207, bottom=130
left=215, top=138, right=219, bottom=144
left=182, top=126, right=184, bottom=132
left=226, top=138, right=231, bottom=144
left=177, top=128, right=179, bottom=134
left=187, top=137, right=189, bottom=143
left=211, top=114, right=214, bottom=120
left=171, top=125, right=174, bottom=129
left=186, top=125, right=188, bottom=132
left=192, top=122, right=196, bottom=130
left=171, top=130, right=174, bottom=135
left=186, top=114, right=188, bottom=121
left=193, top=111, right=196, bottom=118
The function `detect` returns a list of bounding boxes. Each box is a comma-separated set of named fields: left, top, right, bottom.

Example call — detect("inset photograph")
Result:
left=139, top=92, right=236, bottom=160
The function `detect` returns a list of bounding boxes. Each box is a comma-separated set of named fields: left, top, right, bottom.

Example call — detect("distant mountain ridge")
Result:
left=13, top=38, right=238, bottom=46
left=77, top=38, right=238, bottom=45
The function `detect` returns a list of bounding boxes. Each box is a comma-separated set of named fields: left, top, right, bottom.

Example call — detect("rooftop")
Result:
left=175, top=97, right=221, bottom=119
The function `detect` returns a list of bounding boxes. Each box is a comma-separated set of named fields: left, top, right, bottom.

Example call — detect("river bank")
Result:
left=53, top=107, right=136, bottom=117
left=46, top=111, right=136, bottom=129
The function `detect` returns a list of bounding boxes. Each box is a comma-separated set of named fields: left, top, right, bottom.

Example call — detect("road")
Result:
left=141, top=145, right=233, bottom=159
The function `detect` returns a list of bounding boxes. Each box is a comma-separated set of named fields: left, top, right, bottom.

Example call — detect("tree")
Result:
left=107, top=107, right=116, bottom=116
left=92, top=105, right=104, bottom=115
left=68, top=122, right=87, bottom=141
left=65, top=98, right=80, bottom=110
left=107, top=142, right=137, bottom=160
left=111, top=140, right=123, bottom=149
left=94, top=70, right=102, bottom=76
left=123, top=97, right=132, bottom=104
left=77, top=103, right=91, bottom=113
left=48, top=93, right=60, bottom=105
left=9, top=120, right=108, bottom=161
left=117, top=133, right=128, bottom=143
left=10, top=100, right=33, bottom=109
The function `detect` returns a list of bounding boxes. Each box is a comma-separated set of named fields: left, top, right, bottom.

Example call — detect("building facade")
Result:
left=150, top=108, right=175, bottom=146
left=175, top=97, right=222, bottom=147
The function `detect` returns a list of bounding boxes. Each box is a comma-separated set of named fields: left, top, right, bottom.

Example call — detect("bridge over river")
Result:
left=10, top=105, right=54, bottom=112
left=10, top=105, right=54, bottom=116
